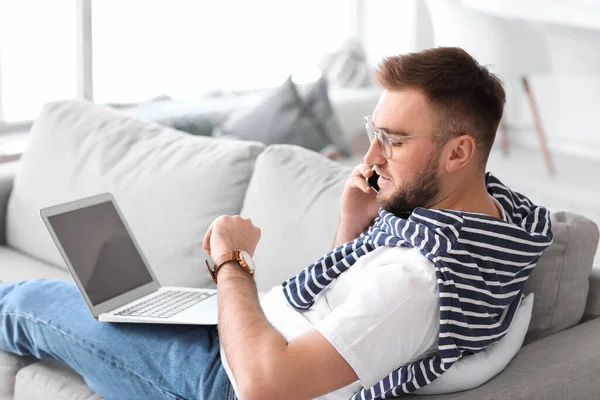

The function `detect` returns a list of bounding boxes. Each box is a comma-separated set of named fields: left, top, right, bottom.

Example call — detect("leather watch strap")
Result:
left=205, top=250, right=254, bottom=284
left=205, top=250, right=239, bottom=284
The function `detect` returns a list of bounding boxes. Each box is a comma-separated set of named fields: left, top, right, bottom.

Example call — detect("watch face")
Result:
left=241, top=250, right=256, bottom=272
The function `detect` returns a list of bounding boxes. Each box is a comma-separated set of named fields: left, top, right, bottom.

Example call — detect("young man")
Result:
left=0, top=47, right=553, bottom=400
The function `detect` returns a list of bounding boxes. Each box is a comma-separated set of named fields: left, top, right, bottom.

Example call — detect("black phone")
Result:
left=367, top=169, right=380, bottom=192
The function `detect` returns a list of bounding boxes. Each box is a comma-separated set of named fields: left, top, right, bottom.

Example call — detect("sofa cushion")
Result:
left=0, top=246, right=71, bottom=283
left=523, top=211, right=599, bottom=344
left=0, top=351, right=36, bottom=400
left=6, top=100, right=265, bottom=289
left=14, top=360, right=103, bottom=400
left=240, top=144, right=351, bottom=292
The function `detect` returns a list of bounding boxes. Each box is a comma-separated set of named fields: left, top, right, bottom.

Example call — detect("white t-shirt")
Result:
left=220, top=246, right=440, bottom=399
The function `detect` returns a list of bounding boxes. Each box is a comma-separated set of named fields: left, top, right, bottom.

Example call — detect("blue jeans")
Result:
left=0, top=279, right=235, bottom=400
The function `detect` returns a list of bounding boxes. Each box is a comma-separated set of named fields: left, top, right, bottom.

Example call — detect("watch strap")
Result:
left=205, top=250, right=254, bottom=284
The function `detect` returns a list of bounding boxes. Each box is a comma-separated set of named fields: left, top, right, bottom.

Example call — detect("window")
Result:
left=0, top=0, right=355, bottom=136
left=92, top=0, right=352, bottom=104
left=0, top=0, right=77, bottom=123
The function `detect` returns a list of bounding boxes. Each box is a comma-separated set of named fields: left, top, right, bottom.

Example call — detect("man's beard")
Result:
left=379, top=150, right=442, bottom=218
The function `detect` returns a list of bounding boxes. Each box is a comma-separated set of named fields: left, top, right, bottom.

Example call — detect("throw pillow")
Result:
left=213, top=76, right=350, bottom=157
left=302, top=76, right=351, bottom=157
left=413, top=293, right=534, bottom=395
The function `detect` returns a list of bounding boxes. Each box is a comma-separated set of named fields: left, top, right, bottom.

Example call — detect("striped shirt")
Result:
left=282, top=173, right=553, bottom=399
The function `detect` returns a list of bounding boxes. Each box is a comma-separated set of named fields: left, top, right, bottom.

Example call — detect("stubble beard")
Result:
left=378, top=149, right=442, bottom=218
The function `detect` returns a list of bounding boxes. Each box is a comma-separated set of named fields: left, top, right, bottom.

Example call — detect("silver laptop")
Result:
left=40, top=193, right=218, bottom=325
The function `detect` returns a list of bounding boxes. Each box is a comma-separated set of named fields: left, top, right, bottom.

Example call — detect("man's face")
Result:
left=364, top=89, right=444, bottom=216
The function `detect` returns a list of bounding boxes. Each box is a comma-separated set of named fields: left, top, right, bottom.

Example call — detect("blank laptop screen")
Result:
left=47, top=201, right=153, bottom=305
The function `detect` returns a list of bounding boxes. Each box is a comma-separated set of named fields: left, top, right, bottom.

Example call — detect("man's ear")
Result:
left=444, top=135, right=476, bottom=173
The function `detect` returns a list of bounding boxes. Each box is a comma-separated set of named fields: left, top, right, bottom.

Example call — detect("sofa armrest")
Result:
left=583, top=266, right=600, bottom=322
left=0, top=161, right=18, bottom=245
left=403, top=317, right=600, bottom=400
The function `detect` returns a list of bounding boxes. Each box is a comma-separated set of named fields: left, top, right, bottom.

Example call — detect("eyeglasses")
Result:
left=364, top=116, right=444, bottom=160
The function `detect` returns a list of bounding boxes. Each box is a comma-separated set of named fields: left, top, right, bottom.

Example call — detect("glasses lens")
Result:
left=365, top=117, right=392, bottom=159
left=365, top=119, right=375, bottom=142
left=378, top=136, right=392, bottom=159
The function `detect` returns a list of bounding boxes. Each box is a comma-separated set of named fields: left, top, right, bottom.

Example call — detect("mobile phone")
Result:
left=367, top=169, right=380, bottom=192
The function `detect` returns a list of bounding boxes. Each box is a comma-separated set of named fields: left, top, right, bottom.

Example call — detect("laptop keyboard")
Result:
left=114, top=290, right=216, bottom=319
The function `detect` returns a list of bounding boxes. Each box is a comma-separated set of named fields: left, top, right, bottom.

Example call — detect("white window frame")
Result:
left=0, top=0, right=93, bottom=135
left=77, top=0, right=93, bottom=101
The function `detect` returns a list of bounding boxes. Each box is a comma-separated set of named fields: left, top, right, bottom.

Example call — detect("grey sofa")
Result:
left=0, top=100, right=598, bottom=400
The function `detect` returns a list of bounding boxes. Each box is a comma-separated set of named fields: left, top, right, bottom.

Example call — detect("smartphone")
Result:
left=367, top=169, right=380, bottom=192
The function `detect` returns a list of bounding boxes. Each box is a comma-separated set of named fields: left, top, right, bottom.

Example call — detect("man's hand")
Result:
left=334, top=164, right=380, bottom=246
left=202, top=215, right=261, bottom=261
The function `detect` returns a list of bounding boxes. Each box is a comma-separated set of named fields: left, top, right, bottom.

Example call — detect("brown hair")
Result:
left=376, top=47, right=506, bottom=167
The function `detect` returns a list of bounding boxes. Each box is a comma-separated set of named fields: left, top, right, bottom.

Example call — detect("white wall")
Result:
left=363, top=0, right=433, bottom=65
left=505, top=25, right=600, bottom=160
left=363, top=1, right=600, bottom=160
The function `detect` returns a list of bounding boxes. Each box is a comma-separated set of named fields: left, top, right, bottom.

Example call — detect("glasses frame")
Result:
left=364, top=116, right=446, bottom=160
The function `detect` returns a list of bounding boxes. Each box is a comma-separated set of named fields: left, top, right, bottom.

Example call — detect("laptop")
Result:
left=40, top=193, right=218, bottom=325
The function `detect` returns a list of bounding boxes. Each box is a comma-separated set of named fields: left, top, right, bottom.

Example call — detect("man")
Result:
left=0, top=47, right=552, bottom=400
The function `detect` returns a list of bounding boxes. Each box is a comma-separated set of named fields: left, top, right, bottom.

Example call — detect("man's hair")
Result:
left=376, top=47, right=506, bottom=167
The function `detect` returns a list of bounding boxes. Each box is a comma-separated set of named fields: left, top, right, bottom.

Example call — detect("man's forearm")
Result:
left=217, top=262, right=287, bottom=398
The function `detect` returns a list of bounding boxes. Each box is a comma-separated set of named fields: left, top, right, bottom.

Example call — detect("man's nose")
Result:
left=364, top=137, right=386, bottom=166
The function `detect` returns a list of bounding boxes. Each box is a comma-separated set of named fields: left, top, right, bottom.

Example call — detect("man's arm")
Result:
left=332, top=219, right=367, bottom=248
left=217, top=262, right=358, bottom=400
left=333, top=164, right=380, bottom=248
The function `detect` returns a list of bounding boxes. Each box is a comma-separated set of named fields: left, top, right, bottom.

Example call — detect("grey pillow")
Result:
left=214, top=76, right=350, bottom=156
left=523, top=211, right=599, bottom=344
left=302, top=76, right=351, bottom=157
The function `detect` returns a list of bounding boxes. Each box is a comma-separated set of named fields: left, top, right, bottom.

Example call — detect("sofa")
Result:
left=0, top=100, right=598, bottom=400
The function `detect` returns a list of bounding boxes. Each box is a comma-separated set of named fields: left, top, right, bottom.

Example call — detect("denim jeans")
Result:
left=0, top=279, right=235, bottom=400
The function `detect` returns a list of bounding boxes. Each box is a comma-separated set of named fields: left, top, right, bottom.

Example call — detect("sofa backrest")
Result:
left=584, top=266, right=600, bottom=321
left=6, top=100, right=265, bottom=289
left=523, top=212, right=599, bottom=343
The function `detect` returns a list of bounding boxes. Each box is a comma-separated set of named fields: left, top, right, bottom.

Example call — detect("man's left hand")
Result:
left=202, top=215, right=261, bottom=262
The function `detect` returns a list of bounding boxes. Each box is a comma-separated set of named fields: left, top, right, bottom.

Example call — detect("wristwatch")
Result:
left=205, top=250, right=256, bottom=284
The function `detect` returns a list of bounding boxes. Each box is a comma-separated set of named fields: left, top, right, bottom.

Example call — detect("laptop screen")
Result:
left=47, top=201, right=153, bottom=306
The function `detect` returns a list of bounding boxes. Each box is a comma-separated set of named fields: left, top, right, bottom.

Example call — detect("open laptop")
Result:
left=40, top=193, right=218, bottom=325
